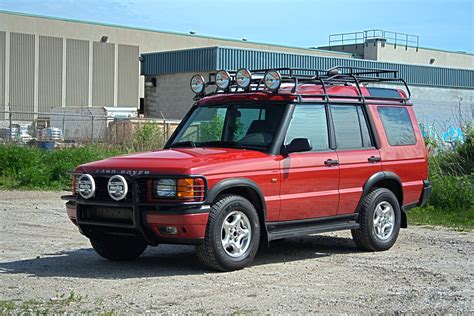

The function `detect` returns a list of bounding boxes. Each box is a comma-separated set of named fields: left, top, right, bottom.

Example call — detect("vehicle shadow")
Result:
left=0, top=235, right=360, bottom=279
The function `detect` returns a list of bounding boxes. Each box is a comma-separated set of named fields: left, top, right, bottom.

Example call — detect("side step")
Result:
left=266, top=214, right=359, bottom=241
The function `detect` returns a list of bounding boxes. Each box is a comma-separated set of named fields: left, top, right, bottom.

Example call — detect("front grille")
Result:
left=90, top=176, right=149, bottom=203
left=137, top=178, right=149, bottom=202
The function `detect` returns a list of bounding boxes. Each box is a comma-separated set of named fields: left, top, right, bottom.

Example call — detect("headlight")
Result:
left=152, top=178, right=206, bottom=201
left=215, top=70, right=231, bottom=90
left=190, top=74, right=206, bottom=94
left=264, top=70, right=282, bottom=91
left=236, top=68, right=252, bottom=89
left=153, top=179, right=177, bottom=197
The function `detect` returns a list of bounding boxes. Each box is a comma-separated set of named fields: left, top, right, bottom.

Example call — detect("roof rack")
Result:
left=196, top=66, right=411, bottom=105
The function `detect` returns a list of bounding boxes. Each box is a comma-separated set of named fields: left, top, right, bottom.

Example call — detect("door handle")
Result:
left=368, top=156, right=381, bottom=163
left=324, top=159, right=339, bottom=166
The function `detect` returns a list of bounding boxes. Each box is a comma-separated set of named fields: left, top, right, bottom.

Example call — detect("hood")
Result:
left=77, top=147, right=271, bottom=175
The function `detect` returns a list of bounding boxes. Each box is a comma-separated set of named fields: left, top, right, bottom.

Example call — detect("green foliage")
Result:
left=414, top=124, right=474, bottom=230
left=408, top=205, right=474, bottom=231
left=0, top=123, right=166, bottom=190
left=127, top=122, right=163, bottom=152
left=429, top=175, right=473, bottom=212
left=0, top=145, right=125, bottom=190
left=426, top=124, right=474, bottom=211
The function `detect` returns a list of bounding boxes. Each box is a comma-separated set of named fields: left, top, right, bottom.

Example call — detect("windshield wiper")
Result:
left=169, top=141, right=197, bottom=148
left=200, top=141, right=244, bottom=149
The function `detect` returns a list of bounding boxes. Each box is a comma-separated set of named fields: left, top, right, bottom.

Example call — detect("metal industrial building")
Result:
left=141, top=46, right=474, bottom=126
left=0, top=10, right=473, bottom=136
left=0, top=10, right=349, bottom=120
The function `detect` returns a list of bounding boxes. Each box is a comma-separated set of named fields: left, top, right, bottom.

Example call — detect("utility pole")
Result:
left=8, top=103, right=12, bottom=143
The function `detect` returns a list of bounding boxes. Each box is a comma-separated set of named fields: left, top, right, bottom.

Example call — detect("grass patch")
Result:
left=408, top=206, right=474, bottom=231
left=0, top=292, right=83, bottom=315
left=0, top=300, right=16, bottom=314
left=0, top=145, right=126, bottom=190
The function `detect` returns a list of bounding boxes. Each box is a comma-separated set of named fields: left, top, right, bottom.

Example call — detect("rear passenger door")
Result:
left=330, top=104, right=382, bottom=215
left=279, top=104, right=339, bottom=221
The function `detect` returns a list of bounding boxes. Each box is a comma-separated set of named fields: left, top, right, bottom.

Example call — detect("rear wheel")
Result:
left=90, top=237, right=147, bottom=261
left=196, top=194, right=260, bottom=271
left=351, top=188, right=401, bottom=251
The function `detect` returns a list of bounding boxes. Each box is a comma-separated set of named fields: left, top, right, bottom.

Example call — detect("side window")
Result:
left=285, top=104, right=329, bottom=151
left=331, top=105, right=373, bottom=149
left=378, top=107, right=416, bottom=146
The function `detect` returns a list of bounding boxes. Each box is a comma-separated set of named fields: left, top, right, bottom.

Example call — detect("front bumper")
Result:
left=62, top=195, right=209, bottom=245
left=417, top=179, right=433, bottom=207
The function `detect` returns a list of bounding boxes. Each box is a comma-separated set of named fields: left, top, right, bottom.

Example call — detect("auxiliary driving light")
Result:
left=107, top=175, right=128, bottom=201
left=215, top=70, right=231, bottom=90
left=236, top=68, right=252, bottom=89
left=190, top=74, right=206, bottom=94
left=264, top=70, right=282, bottom=91
left=77, top=174, right=96, bottom=199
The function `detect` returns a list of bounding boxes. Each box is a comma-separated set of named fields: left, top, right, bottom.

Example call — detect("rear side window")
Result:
left=378, top=107, right=416, bottom=146
left=331, top=105, right=373, bottom=149
left=285, top=104, right=329, bottom=151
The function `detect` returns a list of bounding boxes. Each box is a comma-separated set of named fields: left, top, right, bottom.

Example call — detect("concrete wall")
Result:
left=145, top=72, right=201, bottom=119
left=319, top=41, right=474, bottom=70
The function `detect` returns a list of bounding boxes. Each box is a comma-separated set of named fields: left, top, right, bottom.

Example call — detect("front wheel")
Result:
left=351, top=188, right=401, bottom=251
left=196, top=194, right=260, bottom=271
left=90, top=237, right=148, bottom=261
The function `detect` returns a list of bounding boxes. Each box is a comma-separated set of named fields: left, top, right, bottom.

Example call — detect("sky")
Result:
left=0, top=0, right=473, bottom=52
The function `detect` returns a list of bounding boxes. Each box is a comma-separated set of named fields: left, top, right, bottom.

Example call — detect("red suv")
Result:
left=62, top=67, right=432, bottom=271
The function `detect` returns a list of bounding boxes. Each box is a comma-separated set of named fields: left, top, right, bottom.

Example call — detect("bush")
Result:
left=123, top=122, right=164, bottom=152
left=0, top=145, right=125, bottom=190
left=424, top=124, right=474, bottom=212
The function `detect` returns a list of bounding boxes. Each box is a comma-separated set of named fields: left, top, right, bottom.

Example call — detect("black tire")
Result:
left=196, top=194, right=261, bottom=271
left=351, top=188, right=401, bottom=251
left=90, top=237, right=148, bottom=261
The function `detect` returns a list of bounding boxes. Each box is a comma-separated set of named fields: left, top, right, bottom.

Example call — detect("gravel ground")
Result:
left=0, top=190, right=473, bottom=314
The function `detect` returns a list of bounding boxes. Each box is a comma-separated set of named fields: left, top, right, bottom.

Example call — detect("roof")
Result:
left=0, top=10, right=351, bottom=57
left=141, top=46, right=474, bottom=90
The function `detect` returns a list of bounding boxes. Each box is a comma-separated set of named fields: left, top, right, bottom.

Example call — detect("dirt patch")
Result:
left=0, top=190, right=472, bottom=313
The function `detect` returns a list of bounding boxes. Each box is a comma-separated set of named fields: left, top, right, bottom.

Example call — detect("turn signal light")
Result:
left=177, top=178, right=205, bottom=201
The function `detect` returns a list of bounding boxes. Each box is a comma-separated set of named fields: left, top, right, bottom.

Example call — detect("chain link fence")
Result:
left=0, top=108, right=180, bottom=149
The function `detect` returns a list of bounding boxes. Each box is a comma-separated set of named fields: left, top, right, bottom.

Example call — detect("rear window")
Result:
left=378, top=107, right=416, bottom=146
left=331, top=105, right=373, bottom=149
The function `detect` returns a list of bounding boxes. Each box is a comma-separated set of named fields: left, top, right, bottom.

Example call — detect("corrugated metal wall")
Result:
left=217, top=47, right=474, bottom=89
left=9, top=32, right=35, bottom=120
left=0, top=31, right=5, bottom=119
left=141, top=47, right=474, bottom=89
left=141, top=47, right=218, bottom=76
left=66, top=39, right=89, bottom=107
left=38, top=36, right=62, bottom=112
left=117, top=44, right=139, bottom=107
left=92, top=42, right=115, bottom=107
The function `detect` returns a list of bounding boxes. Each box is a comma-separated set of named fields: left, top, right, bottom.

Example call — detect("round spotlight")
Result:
left=236, top=68, right=252, bottom=90
left=264, top=70, right=282, bottom=91
left=107, top=175, right=128, bottom=201
left=77, top=174, right=96, bottom=199
left=215, top=70, right=231, bottom=90
left=190, top=74, right=206, bottom=94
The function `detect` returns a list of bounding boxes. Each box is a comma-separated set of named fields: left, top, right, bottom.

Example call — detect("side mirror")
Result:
left=285, top=138, right=312, bottom=154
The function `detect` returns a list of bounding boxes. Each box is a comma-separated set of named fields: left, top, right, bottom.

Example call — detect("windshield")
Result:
left=169, top=104, right=286, bottom=151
